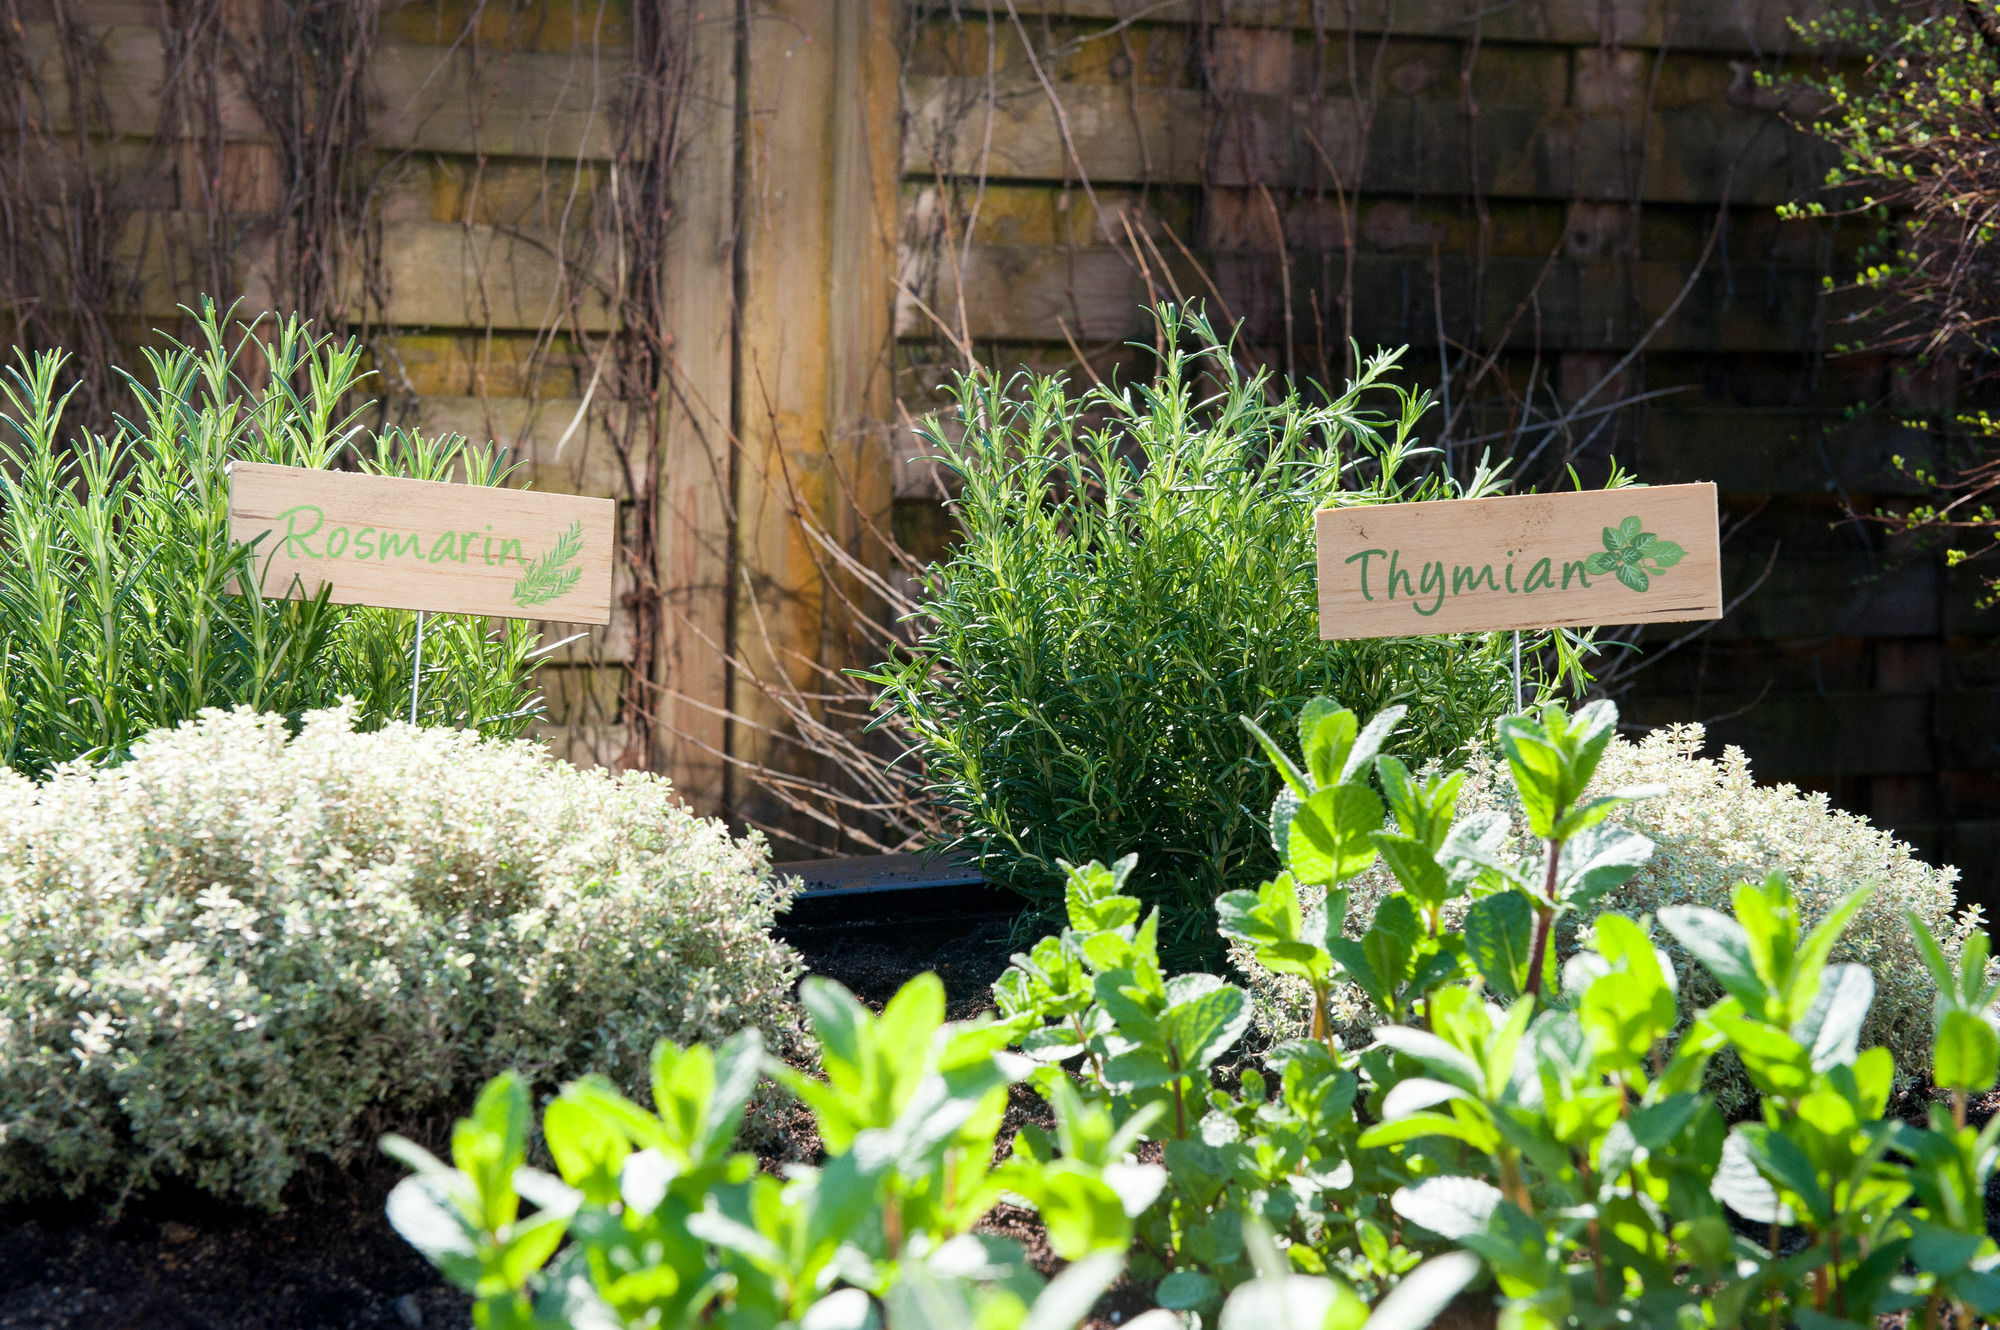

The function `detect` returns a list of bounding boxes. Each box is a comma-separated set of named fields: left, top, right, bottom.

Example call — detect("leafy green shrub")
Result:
left=385, top=975, right=1157, bottom=1330
left=402, top=700, right=2000, bottom=1320
left=0, top=705, right=803, bottom=1209
left=1237, top=721, right=1983, bottom=1102
left=866, top=305, right=1563, bottom=961
left=387, top=951, right=1477, bottom=1330
left=0, top=302, right=548, bottom=777
left=402, top=697, right=2000, bottom=1328
left=997, top=699, right=2000, bottom=1327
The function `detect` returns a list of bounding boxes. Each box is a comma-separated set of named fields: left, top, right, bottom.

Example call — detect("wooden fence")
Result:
left=7, top=0, right=1996, bottom=904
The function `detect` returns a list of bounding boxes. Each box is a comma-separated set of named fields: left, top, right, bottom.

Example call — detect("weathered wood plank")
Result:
left=369, top=39, right=621, bottom=159
left=1623, top=691, right=1939, bottom=778
left=904, top=78, right=1211, bottom=186
left=112, top=214, right=616, bottom=330
left=409, top=395, right=639, bottom=499
left=526, top=721, right=633, bottom=771
left=657, top=2, right=739, bottom=814
left=906, top=0, right=1819, bottom=56
left=360, top=221, right=617, bottom=331
left=23, top=23, right=626, bottom=160
left=731, top=0, right=902, bottom=842
left=1706, top=553, right=1942, bottom=641
left=905, top=76, right=1820, bottom=204
left=1638, top=408, right=1934, bottom=498
left=899, top=242, right=1829, bottom=352
left=534, top=662, right=626, bottom=726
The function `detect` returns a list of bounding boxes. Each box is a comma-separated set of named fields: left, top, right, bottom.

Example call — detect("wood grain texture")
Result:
left=1317, top=484, right=1722, bottom=637
left=905, top=0, right=1815, bottom=53
left=368, top=39, right=621, bottom=159
left=109, top=214, right=617, bottom=330
left=904, top=76, right=1814, bottom=204
left=899, top=243, right=1828, bottom=353
left=228, top=462, right=616, bottom=623
left=359, top=221, right=617, bottom=331
left=730, top=0, right=901, bottom=836
left=22, top=24, right=626, bottom=160
left=655, top=1, right=739, bottom=812
left=411, top=396, right=638, bottom=499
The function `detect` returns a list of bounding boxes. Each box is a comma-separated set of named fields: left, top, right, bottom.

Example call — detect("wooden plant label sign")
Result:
left=1316, top=483, right=1721, bottom=639
left=228, top=462, right=616, bottom=624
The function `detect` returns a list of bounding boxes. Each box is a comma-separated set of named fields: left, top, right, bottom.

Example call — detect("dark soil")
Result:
left=0, top=1160, right=461, bottom=1330
left=0, top=894, right=1033, bottom=1330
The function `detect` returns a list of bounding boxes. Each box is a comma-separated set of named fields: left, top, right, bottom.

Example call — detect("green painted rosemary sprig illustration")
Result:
left=509, top=520, right=583, bottom=608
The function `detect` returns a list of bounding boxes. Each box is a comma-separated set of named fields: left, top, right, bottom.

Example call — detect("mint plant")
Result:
left=391, top=695, right=2000, bottom=1328
left=385, top=975, right=1154, bottom=1329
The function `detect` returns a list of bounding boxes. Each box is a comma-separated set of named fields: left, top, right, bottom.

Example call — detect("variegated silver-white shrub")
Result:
left=1238, top=723, right=1982, bottom=1104
left=0, top=705, right=804, bottom=1208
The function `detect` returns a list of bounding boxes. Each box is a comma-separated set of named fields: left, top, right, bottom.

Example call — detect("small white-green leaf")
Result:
left=1362, top=1251, right=1482, bottom=1330
left=1796, top=963, right=1874, bottom=1071
left=801, top=1288, right=879, bottom=1330
left=1659, top=906, right=1764, bottom=1009
left=1710, top=1129, right=1793, bottom=1226
left=1391, top=1177, right=1502, bottom=1240
left=1221, top=1276, right=1366, bottom=1330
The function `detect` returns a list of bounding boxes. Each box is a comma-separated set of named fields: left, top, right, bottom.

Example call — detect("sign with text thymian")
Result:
left=228, top=462, right=616, bottom=624
left=1316, top=483, right=1721, bottom=639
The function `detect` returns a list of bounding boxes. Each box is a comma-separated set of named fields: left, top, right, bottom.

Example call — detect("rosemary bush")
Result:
left=0, top=705, right=803, bottom=1209
left=0, top=303, right=547, bottom=777
left=868, top=307, right=1564, bottom=961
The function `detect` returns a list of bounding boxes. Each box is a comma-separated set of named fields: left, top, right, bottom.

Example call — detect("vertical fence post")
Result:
left=725, top=0, right=900, bottom=840
left=656, top=2, right=744, bottom=815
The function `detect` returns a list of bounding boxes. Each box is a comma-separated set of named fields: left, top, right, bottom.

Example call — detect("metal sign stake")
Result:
left=1504, top=632, right=1520, bottom=716
left=410, top=610, right=426, bottom=724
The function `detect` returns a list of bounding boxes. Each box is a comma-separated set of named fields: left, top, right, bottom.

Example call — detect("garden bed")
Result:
left=0, top=888, right=1028, bottom=1330
left=13, top=880, right=2000, bottom=1330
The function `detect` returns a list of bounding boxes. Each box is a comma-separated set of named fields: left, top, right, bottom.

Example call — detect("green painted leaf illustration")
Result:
left=510, top=521, right=584, bottom=608
left=1594, top=516, right=1681, bottom=592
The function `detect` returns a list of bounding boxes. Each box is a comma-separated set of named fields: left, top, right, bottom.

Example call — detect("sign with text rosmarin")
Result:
left=228, top=462, right=616, bottom=624
left=1316, top=483, right=1722, bottom=639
